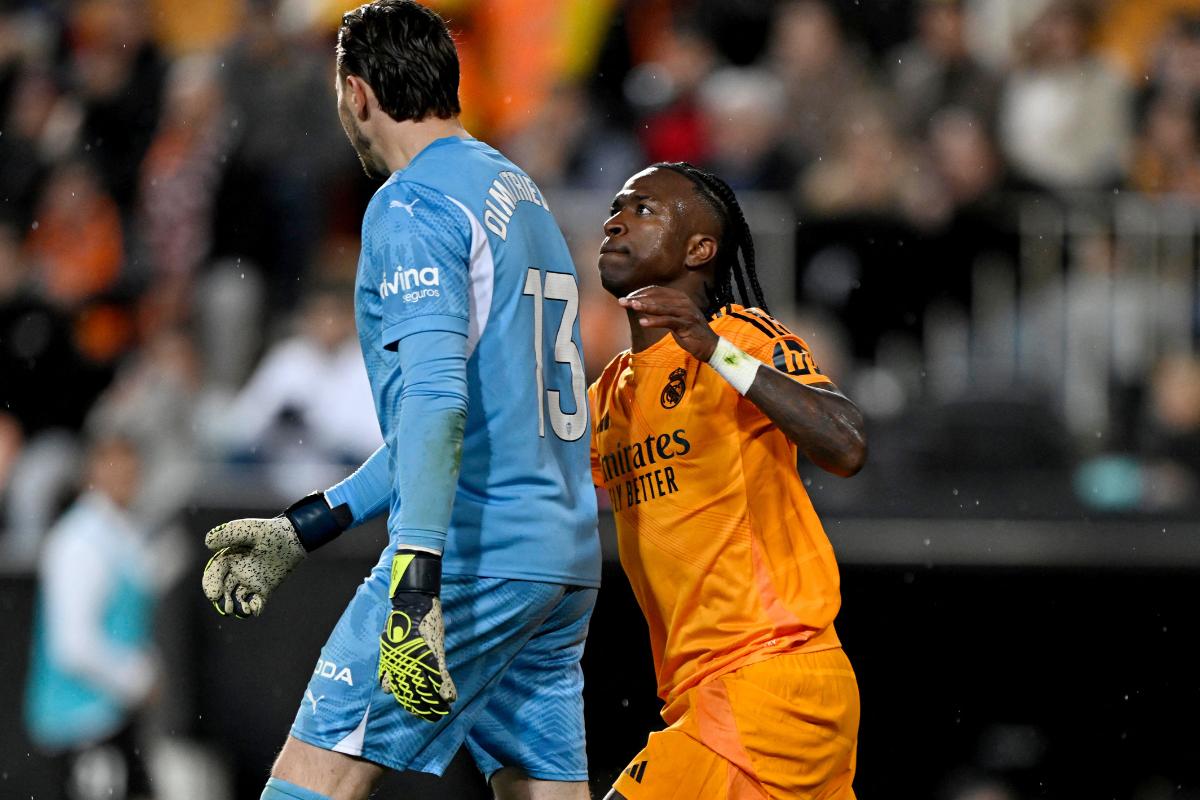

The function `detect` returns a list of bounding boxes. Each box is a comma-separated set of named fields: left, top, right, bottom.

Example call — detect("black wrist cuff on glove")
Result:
left=391, top=550, right=442, bottom=598
left=285, top=492, right=353, bottom=552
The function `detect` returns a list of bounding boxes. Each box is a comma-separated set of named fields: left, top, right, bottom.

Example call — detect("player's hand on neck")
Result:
left=620, top=284, right=719, bottom=359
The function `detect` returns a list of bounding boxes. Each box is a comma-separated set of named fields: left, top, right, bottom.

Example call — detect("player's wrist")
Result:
left=284, top=492, right=353, bottom=552
left=389, top=549, right=442, bottom=601
left=692, top=328, right=720, bottom=362
left=707, top=336, right=760, bottom=395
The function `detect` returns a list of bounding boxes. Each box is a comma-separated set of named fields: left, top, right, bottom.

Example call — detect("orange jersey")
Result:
left=588, top=305, right=844, bottom=712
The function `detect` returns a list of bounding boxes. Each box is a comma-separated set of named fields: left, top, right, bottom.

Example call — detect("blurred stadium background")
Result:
left=2, top=0, right=1200, bottom=797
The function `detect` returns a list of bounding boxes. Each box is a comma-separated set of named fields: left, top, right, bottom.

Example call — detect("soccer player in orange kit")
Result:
left=591, top=163, right=868, bottom=800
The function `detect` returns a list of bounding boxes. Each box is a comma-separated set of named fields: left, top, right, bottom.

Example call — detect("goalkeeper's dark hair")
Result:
left=652, top=161, right=768, bottom=317
left=337, top=0, right=461, bottom=123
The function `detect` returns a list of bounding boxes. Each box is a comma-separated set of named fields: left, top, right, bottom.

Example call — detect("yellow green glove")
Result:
left=378, top=550, right=457, bottom=722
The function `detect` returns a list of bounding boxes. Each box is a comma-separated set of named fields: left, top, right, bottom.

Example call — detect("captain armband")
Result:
left=707, top=337, right=760, bottom=396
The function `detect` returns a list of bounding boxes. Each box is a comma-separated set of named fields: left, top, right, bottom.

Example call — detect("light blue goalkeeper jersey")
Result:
left=330, top=136, right=599, bottom=587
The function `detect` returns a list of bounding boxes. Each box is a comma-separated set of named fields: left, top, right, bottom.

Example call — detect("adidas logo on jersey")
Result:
left=379, top=266, right=441, bottom=303
left=626, top=760, right=648, bottom=783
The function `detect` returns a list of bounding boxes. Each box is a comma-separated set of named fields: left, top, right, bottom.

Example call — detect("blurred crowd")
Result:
left=3, top=0, right=1200, bottom=569
left=2, top=2, right=1200, bottom=798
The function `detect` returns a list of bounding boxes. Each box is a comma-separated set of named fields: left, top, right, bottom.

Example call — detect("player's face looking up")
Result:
left=599, top=167, right=722, bottom=303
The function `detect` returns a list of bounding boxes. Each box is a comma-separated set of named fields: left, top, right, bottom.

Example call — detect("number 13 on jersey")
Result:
left=523, top=268, right=587, bottom=442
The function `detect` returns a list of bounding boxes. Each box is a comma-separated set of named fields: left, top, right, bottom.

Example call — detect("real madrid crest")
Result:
left=660, top=367, right=687, bottom=409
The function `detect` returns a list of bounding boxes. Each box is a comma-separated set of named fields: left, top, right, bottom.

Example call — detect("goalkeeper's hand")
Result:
left=378, top=550, right=457, bottom=722
left=201, top=492, right=349, bottom=618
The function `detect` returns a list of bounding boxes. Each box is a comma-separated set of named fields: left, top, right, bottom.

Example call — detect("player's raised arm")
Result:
left=621, top=287, right=867, bottom=477
left=741, top=356, right=866, bottom=477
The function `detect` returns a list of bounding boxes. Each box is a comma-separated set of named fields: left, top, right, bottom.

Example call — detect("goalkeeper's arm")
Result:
left=201, top=492, right=351, bottom=617
left=376, top=327, right=468, bottom=720
left=201, top=444, right=391, bottom=618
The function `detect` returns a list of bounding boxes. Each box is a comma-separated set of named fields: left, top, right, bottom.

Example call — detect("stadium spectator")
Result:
left=25, top=159, right=124, bottom=309
left=23, top=435, right=173, bottom=800
left=0, top=66, right=55, bottom=230
left=797, top=97, right=926, bottom=220
left=923, top=107, right=1015, bottom=310
left=1127, top=14, right=1200, bottom=197
left=765, top=0, right=875, bottom=167
left=25, top=158, right=139, bottom=367
left=0, top=222, right=108, bottom=563
left=889, top=0, right=1000, bottom=137
left=960, top=0, right=1055, bottom=70
left=1140, top=353, right=1200, bottom=482
left=423, top=0, right=617, bottom=144
left=502, top=81, right=642, bottom=191
left=696, top=66, right=796, bottom=191
left=219, top=2, right=348, bottom=307
left=997, top=0, right=1132, bottom=191
left=1138, top=11, right=1200, bottom=103
left=67, top=0, right=167, bottom=209
left=85, top=329, right=202, bottom=530
left=1128, top=90, right=1200, bottom=198
left=206, top=283, right=380, bottom=498
left=135, top=54, right=234, bottom=329
left=625, top=19, right=720, bottom=165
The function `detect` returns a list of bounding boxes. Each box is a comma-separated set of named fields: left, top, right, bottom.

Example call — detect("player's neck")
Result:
left=627, top=309, right=671, bottom=353
left=377, top=116, right=471, bottom=173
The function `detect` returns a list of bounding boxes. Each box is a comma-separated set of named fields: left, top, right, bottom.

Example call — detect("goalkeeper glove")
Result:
left=378, top=549, right=457, bottom=722
left=201, top=492, right=351, bottom=618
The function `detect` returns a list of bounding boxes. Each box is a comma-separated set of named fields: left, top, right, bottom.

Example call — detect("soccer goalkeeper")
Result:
left=201, top=3, right=599, bottom=799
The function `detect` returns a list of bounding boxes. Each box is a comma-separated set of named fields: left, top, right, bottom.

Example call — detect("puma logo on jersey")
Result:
left=389, top=197, right=420, bottom=216
left=304, top=689, right=325, bottom=714
left=314, top=658, right=354, bottom=686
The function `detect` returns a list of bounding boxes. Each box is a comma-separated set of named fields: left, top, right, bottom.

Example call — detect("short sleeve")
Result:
left=586, top=383, right=603, bottom=485
left=365, top=182, right=473, bottom=350
left=723, top=307, right=834, bottom=387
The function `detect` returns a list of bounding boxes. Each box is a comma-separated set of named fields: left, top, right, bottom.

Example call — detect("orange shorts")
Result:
left=611, top=648, right=859, bottom=800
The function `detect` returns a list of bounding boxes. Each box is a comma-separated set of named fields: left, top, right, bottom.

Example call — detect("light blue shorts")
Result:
left=289, top=546, right=596, bottom=781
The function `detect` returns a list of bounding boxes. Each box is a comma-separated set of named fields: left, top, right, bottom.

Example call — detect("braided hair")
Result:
left=652, top=161, right=769, bottom=317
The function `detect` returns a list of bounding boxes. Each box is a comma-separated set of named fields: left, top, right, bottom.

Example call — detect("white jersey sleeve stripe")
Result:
left=445, top=195, right=495, bottom=359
